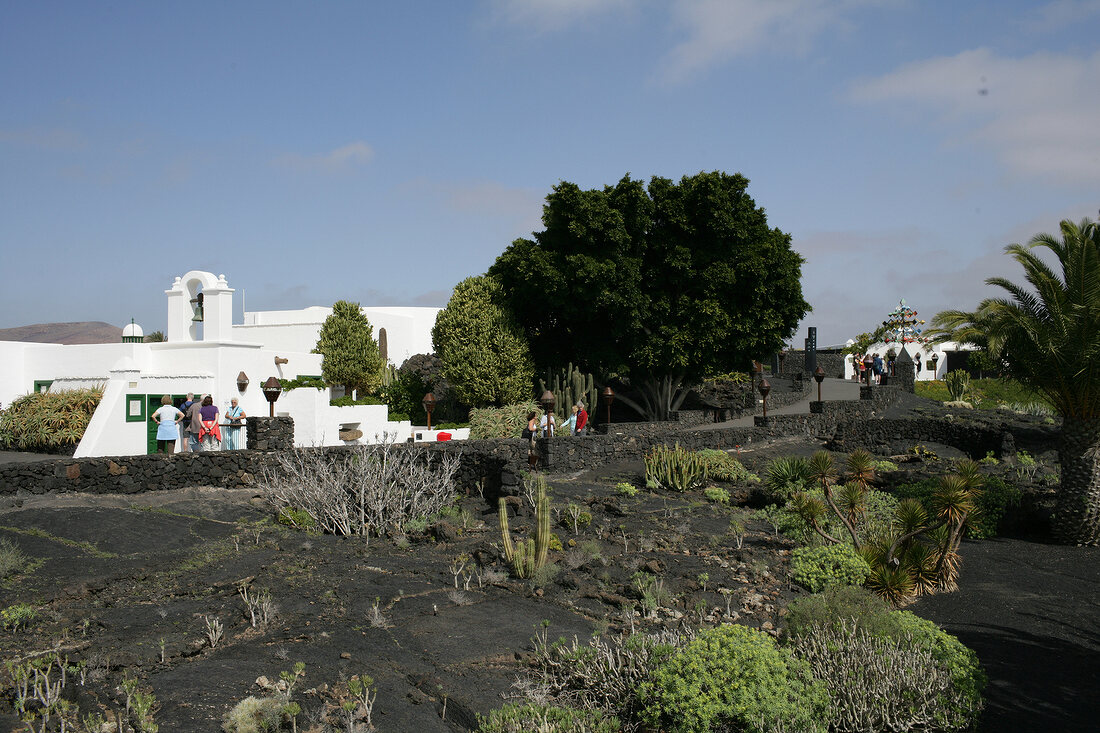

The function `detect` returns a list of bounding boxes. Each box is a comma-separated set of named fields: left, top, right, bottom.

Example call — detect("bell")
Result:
left=191, top=304, right=204, bottom=322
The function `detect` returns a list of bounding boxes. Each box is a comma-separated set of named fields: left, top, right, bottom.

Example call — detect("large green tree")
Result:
left=431, top=275, right=534, bottom=408
left=931, top=218, right=1100, bottom=545
left=313, top=300, right=383, bottom=397
left=489, top=171, right=810, bottom=420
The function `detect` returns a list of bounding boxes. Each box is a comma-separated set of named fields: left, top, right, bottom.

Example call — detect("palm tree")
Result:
left=932, top=218, right=1100, bottom=545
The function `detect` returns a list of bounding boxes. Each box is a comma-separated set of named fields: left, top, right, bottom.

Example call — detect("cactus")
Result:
left=379, top=363, right=398, bottom=389
left=537, top=363, right=598, bottom=420
left=644, top=444, right=709, bottom=492
left=944, top=369, right=970, bottom=401
left=498, top=474, right=552, bottom=578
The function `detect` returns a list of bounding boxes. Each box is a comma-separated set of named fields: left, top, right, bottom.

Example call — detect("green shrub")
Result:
left=644, top=444, right=708, bottom=492
left=0, top=386, right=104, bottom=450
left=221, top=696, right=282, bottom=733
left=637, top=624, right=827, bottom=733
left=790, top=544, right=871, bottom=593
left=276, top=506, right=318, bottom=532
left=696, top=449, right=758, bottom=483
left=469, top=401, right=539, bottom=439
left=477, top=703, right=621, bottom=732
left=279, top=376, right=326, bottom=391
left=615, top=482, right=638, bottom=497
left=762, top=456, right=812, bottom=504
left=703, top=486, right=731, bottom=505
left=329, top=395, right=386, bottom=407
left=1, top=602, right=37, bottom=631
left=784, top=585, right=895, bottom=640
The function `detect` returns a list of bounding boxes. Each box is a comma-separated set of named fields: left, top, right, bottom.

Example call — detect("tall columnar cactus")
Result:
left=379, top=363, right=399, bottom=389
left=538, top=363, right=598, bottom=419
left=498, top=474, right=552, bottom=578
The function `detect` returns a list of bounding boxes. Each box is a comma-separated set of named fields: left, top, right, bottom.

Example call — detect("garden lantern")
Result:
left=758, top=378, right=771, bottom=419
left=601, top=386, right=615, bottom=427
left=931, top=352, right=940, bottom=378
left=813, top=366, right=825, bottom=402
left=236, top=371, right=249, bottom=393
left=422, top=392, right=437, bottom=431
left=539, top=390, right=556, bottom=436
left=261, top=376, right=282, bottom=417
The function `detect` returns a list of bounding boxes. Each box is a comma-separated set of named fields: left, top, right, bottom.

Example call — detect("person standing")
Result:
left=563, top=405, right=578, bottom=436
left=198, top=395, right=221, bottom=451
left=539, top=409, right=556, bottom=438
left=223, top=397, right=246, bottom=450
left=186, top=395, right=204, bottom=452
left=523, top=411, right=539, bottom=469
left=873, top=353, right=884, bottom=385
left=151, top=395, right=183, bottom=454
left=179, top=392, right=195, bottom=452
left=575, top=402, right=588, bottom=435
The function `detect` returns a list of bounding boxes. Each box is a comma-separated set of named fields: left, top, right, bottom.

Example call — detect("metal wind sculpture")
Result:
left=881, top=299, right=928, bottom=346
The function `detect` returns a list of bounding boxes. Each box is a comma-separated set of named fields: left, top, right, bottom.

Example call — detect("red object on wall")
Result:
left=436, top=432, right=452, bottom=441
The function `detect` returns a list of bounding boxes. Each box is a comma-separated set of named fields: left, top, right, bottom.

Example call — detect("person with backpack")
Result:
left=179, top=392, right=195, bottom=452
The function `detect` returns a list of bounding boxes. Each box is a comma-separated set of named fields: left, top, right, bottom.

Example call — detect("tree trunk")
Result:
left=1054, top=416, right=1100, bottom=546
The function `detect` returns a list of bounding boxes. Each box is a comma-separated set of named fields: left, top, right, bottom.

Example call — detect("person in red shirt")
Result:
left=575, top=402, right=588, bottom=435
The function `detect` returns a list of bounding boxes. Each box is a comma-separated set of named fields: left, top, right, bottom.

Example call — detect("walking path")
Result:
left=688, top=376, right=862, bottom=430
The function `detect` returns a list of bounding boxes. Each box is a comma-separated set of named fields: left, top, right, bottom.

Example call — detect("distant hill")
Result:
left=0, top=322, right=123, bottom=345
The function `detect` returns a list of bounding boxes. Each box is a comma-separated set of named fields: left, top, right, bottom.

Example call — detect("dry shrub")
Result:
left=258, top=441, right=459, bottom=537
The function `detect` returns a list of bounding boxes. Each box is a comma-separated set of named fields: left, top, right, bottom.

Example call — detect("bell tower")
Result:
left=165, top=271, right=235, bottom=343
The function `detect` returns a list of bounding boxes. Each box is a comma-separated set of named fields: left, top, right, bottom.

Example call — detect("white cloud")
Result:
left=849, top=48, right=1100, bottom=183
left=657, top=0, right=882, bottom=84
left=274, top=141, right=374, bottom=173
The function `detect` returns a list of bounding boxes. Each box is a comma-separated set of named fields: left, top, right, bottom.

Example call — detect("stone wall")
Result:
left=0, top=390, right=1059, bottom=502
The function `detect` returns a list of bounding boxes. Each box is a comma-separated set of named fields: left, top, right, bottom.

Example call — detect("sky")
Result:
left=2, top=0, right=1099, bottom=347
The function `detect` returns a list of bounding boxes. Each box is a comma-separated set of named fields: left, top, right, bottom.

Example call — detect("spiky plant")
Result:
left=865, top=564, right=916, bottom=608
left=763, top=456, right=812, bottom=503
left=499, top=474, right=552, bottom=578
left=931, top=217, right=1100, bottom=545
left=845, top=449, right=876, bottom=490
left=836, top=483, right=867, bottom=527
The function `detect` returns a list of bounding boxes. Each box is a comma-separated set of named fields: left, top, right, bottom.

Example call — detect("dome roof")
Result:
left=122, top=319, right=144, bottom=343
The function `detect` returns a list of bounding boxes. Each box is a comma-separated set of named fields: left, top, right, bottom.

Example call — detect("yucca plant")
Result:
left=644, top=444, right=708, bottom=492
left=845, top=449, right=876, bottom=490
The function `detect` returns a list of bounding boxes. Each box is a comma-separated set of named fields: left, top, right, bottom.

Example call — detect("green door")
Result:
left=146, top=395, right=187, bottom=454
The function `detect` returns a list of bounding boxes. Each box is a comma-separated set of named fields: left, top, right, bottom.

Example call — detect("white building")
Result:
left=0, top=271, right=457, bottom=458
left=841, top=341, right=978, bottom=381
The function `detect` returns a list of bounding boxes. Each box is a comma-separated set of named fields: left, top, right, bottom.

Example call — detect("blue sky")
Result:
left=2, top=0, right=1098, bottom=347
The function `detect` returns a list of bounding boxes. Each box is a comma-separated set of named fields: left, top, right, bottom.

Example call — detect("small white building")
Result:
left=0, top=270, right=454, bottom=457
left=841, top=341, right=978, bottom=381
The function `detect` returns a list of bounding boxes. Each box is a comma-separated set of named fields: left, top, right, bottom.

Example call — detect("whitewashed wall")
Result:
left=841, top=342, right=977, bottom=381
